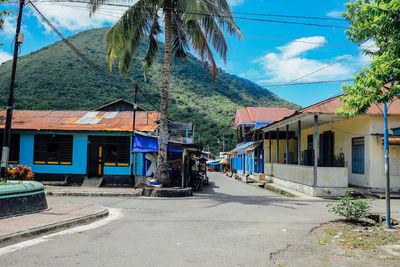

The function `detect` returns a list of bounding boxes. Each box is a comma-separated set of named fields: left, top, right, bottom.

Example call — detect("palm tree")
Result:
left=88, top=0, right=243, bottom=185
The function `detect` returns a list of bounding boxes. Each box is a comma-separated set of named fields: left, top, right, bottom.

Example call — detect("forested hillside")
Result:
left=0, top=27, right=299, bottom=155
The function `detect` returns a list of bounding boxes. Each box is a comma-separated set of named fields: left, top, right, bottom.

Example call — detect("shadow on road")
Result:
left=190, top=177, right=325, bottom=210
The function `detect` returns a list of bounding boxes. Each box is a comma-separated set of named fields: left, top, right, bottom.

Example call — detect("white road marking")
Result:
left=0, top=207, right=123, bottom=256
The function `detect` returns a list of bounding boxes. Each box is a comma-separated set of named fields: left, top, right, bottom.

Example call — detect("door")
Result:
left=88, top=141, right=104, bottom=177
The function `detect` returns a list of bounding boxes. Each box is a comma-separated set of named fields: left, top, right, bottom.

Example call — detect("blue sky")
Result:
left=0, top=0, right=372, bottom=107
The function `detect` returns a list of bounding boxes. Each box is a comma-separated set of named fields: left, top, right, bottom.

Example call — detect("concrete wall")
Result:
left=264, top=163, right=348, bottom=188
left=272, top=163, right=314, bottom=186
left=317, top=167, right=348, bottom=187
left=19, top=133, right=88, bottom=175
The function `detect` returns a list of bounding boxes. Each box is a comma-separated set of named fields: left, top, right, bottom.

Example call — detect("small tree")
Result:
left=337, top=0, right=400, bottom=116
left=327, top=191, right=371, bottom=221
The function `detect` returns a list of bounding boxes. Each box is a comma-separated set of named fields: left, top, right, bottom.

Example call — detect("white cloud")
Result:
left=246, top=36, right=355, bottom=83
left=227, top=0, right=246, bottom=6
left=326, top=10, right=344, bottom=19
left=277, top=36, right=326, bottom=58
left=32, top=1, right=130, bottom=32
left=0, top=51, right=12, bottom=64
left=1, top=17, right=17, bottom=38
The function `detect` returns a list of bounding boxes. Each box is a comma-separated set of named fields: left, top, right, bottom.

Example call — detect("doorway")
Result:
left=88, top=137, right=104, bottom=177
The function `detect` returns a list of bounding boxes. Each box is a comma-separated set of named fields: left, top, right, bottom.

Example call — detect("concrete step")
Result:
left=82, top=177, right=103, bottom=188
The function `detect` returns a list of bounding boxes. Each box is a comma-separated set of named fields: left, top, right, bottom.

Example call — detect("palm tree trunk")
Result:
left=154, top=0, right=172, bottom=185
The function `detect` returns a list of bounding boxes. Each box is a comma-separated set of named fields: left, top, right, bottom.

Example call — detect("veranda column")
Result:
left=286, top=124, right=289, bottom=164
left=313, top=115, right=318, bottom=186
left=298, top=120, right=301, bottom=165
left=269, top=132, right=272, bottom=163
left=276, top=128, right=279, bottom=163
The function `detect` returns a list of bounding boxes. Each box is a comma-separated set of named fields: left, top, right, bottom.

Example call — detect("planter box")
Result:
left=0, top=181, right=48, bottom=218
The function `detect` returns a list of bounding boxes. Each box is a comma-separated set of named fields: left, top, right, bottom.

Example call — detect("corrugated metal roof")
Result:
left=0, top=110, right=160, bottom=132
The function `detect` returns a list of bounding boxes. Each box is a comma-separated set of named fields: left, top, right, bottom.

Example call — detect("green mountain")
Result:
left=0, top=27, right=299, bottom=155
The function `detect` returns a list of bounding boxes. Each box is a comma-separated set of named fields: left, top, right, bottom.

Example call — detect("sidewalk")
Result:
left=0, top=198, right=108, bottom=246
left=45, top=186, right=143, bottom=197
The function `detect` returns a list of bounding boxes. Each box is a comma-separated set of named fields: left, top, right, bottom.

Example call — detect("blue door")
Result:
left=259, top=149, right=264, bottom=173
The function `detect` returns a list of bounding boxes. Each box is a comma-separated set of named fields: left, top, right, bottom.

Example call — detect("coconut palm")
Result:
left=88, top=0, right=243, bottom=185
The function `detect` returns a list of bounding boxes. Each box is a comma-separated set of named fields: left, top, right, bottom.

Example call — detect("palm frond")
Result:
left=185, top=20, right=217, bottom=80
left=103, top=0, right=158, bottom=73
left=145, top=15, right=162, bottom=69
left=171, top=11, right=189, bottom=59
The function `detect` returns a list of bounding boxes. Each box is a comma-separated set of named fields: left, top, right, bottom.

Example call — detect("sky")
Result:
left=0, top=0, right=372, bottom=108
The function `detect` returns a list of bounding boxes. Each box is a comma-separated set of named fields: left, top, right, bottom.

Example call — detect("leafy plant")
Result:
left=327, top=191, right=371, bottom=221
left=7, top=164, right=35, bottom=180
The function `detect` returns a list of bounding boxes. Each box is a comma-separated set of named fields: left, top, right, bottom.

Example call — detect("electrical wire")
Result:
left=8, top=0, right=347, bottom=21
left=14, top=0, right=349, bottom=28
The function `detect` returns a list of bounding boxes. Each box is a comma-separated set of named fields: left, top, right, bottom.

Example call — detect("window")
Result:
left=103, top=136, right=130, bottom=166
left=34, top=134, right=73, bottom=165
left=0, top=133, right=20, bottom=164
left=352, top=137, right=364, bottom=174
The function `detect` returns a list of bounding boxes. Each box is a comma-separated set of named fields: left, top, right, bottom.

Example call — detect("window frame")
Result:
left=0, top=133, right=20, bottom=164
left=352, top=137, right=365, bottom=174
left=103, top=136, right=130, bottom=167
left=34, top=134, right=73, bottom=165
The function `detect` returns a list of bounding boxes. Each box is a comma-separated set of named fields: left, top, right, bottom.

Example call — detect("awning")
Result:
left=246, top=141, right=263, bottom=151
left=231, top=142, right=254, bottom=152
left=133, top=135, right=183, bottom=153
left=219, top=159, right=229, bottom=164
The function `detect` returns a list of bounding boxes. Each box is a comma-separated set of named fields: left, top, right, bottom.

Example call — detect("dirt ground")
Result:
left=271, top=220, right=400, bottom=267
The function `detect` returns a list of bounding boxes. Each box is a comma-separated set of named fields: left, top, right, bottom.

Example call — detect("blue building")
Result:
left=0, top=108, right=190, bottom=186
left=229, top=107, right=295, bottom=177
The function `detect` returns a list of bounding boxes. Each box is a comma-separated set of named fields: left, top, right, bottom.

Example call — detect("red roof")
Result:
left=300, top=95, right=400, bottom=115
left=0, top=110, right=160, bottom=132
left=233, top=107, right=296, bottom=127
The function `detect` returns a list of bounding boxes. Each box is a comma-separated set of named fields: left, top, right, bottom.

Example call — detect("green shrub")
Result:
left=327, top=191, right=371, bottom=221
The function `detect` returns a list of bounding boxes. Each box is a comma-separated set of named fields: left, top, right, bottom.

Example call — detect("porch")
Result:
left=261, top=112, right=350, bottom=197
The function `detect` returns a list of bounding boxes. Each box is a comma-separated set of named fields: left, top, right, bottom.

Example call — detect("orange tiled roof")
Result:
left=233, top=107, right=296, bottom=127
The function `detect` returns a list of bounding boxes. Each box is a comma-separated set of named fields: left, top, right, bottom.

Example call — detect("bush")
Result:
left=327, top=191, right=371, bottom=221
left=7, top=165, right=35, bottom=180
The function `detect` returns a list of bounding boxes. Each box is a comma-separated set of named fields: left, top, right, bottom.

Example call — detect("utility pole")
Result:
left=384, top=101, right=391, bottom=228
left=130, top=85, right=138, bottom=188
left=222, top=133, right=225, bottom=152
left=1, top=0, right=25, bottom=179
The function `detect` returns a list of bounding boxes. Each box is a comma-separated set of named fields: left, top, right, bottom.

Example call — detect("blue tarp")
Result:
left=133, top=135, right=183, bottom=153
left=255, top=121, right=272, bottom=129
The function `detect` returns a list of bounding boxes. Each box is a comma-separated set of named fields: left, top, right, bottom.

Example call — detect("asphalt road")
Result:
left=0, top=173, right=335, bottom=267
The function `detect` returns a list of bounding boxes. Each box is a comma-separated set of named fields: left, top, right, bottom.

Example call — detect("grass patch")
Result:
left=316, top=221, right=400, bottom=250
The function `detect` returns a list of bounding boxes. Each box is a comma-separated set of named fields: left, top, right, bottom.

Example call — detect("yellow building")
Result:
left=259, top=96, right=400, bottom=197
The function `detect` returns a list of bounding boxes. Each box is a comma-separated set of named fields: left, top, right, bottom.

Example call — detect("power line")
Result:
left=19, top=0, right=349, bottom=28
left=9, top=0, right=347, bottom=21
left=267, top=42, right=375, bottom=91
left=257, top=79, right=354, bottom=87
left=245, top=34, right=357, bottom=49
left=33, top=2, right=354, bottom=51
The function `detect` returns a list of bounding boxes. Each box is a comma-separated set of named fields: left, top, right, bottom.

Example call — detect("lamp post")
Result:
left=383, top=101, right=391, bottom=228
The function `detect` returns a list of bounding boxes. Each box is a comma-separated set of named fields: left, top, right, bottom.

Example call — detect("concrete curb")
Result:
left=264, top=184, right=297, bottom=198
left=46, top=190, right=143, bottom=197
left=0, top=207, right=109, bottom=246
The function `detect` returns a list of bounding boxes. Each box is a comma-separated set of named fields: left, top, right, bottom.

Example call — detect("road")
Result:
left=0, top=172, right=335, bottom=267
